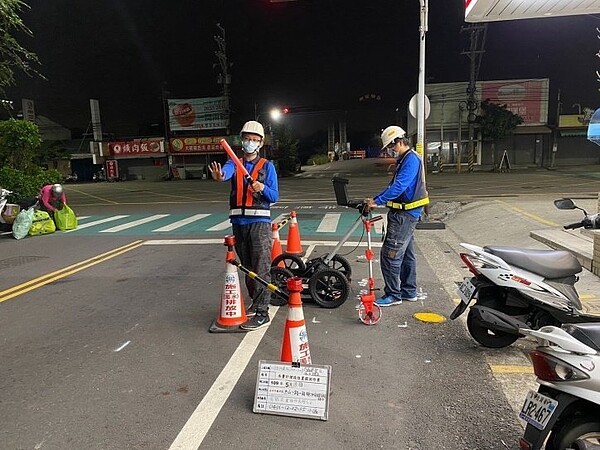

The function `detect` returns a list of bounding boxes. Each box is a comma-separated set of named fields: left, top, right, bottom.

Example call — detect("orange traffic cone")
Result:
left=271, top=222, right=284, bottom=267
left=285, top=210, right=303, bottom=255
left=209, top=235, right=248, bottom=333
left=280, top=277, right=311, bottom=364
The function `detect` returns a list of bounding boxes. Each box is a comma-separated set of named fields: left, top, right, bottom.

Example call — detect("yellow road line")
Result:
left=490, top=365, right=534, bottom=374
left=0, top=240, right=144, bottom=303
left=67, top=187, right=119, bottom=204
left=494, top=200, right=559, bottom=227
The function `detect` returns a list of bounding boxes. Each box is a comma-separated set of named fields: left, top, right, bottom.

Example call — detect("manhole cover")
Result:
left=0, top=256, right=47, bottom=270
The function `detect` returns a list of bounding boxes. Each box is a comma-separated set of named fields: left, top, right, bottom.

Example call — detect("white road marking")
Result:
left=317, top=213, right=341, bottom=232
left=100, top=214, right=169, bottom=233
left=206, top=219, right=231, bottom=232
left=77, top=216, right=90, bottom=220
left=168, top=307, right=279, bottom=450
left=143, top=239, right=383, bottom=247
left=152, top=214, right=210, bottom=232
left=65, top=215, right=130, bottom=232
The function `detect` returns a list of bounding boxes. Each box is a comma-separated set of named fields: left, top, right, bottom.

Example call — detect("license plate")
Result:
left=519, top=390, right=558, bottom=430
left=457, top=279, right=476, bottom=304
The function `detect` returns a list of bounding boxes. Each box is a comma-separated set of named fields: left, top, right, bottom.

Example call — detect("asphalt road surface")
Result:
left=3, top=160, right=600, bottom=450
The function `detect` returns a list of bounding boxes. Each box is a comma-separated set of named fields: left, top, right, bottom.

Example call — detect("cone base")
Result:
left=209, top=320, right=249, bottom=333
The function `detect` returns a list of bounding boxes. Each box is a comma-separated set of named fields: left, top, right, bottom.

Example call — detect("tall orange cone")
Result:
left=271, top=222, right=284, bottom=267
left=285, top=210, right=303, bottom=255
left=209, top=235, right=248, bottom=333
left=280, top=277, right=311, bottom=364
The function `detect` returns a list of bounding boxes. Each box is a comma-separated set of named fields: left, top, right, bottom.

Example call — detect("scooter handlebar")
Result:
left=564, top=221, right=585, bottom=230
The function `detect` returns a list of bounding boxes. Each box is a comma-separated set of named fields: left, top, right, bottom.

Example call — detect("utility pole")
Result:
left=550, top=89, right=561, bottom=169
left=461, top=23, right=487, bottom=172
left=416, top=0, right=428, bottom=159
left=214, top=23, right=231, bottom=135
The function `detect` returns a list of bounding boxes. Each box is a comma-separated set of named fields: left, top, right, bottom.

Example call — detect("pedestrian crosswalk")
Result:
left=63, top=212, right=387, bottom=237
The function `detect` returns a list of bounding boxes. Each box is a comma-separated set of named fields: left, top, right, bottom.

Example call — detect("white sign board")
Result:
left=253, top=360, right=331, bottom=421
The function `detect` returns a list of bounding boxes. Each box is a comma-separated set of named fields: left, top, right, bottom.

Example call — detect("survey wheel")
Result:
left=269, top=266, right=293, bottom=306
left=358, top=303, right=382, bottom=325
left=271, top=253, right=306, bottom=275
left=324, top=254, right=352, bottom=281
left=308, top=268, right=350, bottom=308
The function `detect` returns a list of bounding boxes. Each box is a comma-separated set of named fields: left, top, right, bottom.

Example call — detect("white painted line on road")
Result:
left=77, top=216, right=90, bottom=220
left=100, top=214, right=169, bottom=233
left=317, top=213, right=340, bottom=232
left=65, top=215, right=130, bottom=232
left=168, top=313, right=278, bottom=450
left=168, top=245, right=318, bottom=449
left=206, top=219, right=231, bottom=232
left=152, top=214, right=210, bottom=232
left=143, top=239, right=383, bottom=247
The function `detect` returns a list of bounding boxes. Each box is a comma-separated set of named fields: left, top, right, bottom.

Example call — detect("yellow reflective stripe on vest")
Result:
left=385, top=197, right=430, bottom=210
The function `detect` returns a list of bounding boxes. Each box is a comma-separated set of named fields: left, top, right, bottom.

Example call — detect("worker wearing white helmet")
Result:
left=208, top=120, right=279, bottom=331
left=364, top=125, right=429, bottom=307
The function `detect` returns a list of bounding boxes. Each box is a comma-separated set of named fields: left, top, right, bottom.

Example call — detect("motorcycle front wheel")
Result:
left=546, top=416, right=600, bottom=450
left=466, top=309, right=519, bottom=348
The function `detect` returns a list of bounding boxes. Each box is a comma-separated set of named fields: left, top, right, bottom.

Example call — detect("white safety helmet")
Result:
left=51, top=183, right=63, bottom=196
left=380, top=125, right=407, bottom=149
left=240, top=120, right=265, bottom=139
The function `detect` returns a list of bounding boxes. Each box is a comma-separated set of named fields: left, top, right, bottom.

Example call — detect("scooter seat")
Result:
left=562, top=323, right=600, bottom=352
left=483, top=246, right=582, bottom=279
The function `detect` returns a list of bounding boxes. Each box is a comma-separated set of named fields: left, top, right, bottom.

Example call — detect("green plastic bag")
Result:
left=54, top=204, right=78, bottom=231
left=12, top=208, right=34, bottom=240
left=28, top=210, right=56, bottom=236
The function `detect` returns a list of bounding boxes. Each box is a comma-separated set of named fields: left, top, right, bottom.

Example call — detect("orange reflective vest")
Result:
left=229, top=157, right=270, bottom=218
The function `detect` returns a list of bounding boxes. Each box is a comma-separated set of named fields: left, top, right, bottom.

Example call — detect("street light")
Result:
left=255, top=106, right=286, bottom=158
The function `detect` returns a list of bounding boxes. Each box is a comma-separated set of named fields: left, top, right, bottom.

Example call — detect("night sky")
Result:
left=6, top=1, right=600, bottom=144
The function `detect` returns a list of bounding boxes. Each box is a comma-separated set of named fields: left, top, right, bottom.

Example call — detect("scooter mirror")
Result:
left=554, top=198, right=576, bottom=210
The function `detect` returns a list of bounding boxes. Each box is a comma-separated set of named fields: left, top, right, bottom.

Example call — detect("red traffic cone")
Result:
left=209, top=235, right=248, bottom=333
left=285, top=210, right=303, bottom=255
left=271, top=222, right=284, bottom=267
left=280, top=277, right=311, bottom=364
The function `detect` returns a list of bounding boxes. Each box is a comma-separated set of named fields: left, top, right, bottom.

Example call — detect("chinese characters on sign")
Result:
left=222, top=273, right=242, bottom=318
left=168, top=96, right=229, bottom=131
left=109, top=139, right=164, bottom=156
left=253, top=360, right=331, bottom=420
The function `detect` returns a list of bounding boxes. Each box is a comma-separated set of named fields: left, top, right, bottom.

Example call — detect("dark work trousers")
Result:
left=232, top=221, right=273, bottom=314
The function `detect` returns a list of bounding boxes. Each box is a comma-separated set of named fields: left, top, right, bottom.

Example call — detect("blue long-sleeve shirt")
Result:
left=373, top=151, right=423, bottom=219
left=221, top=157, right=279, bottom=225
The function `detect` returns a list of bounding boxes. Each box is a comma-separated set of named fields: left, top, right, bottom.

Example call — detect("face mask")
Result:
left=242, top=139, right=260, bottom=154
left=386, top=148, right=398, bottom=158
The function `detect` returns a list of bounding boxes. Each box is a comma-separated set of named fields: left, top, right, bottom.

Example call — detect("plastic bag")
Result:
left=54, top=204, right=78, bottom=231
left=28, top=210, right=56, bottom=236
left=12, top=208, right=35, bottom=240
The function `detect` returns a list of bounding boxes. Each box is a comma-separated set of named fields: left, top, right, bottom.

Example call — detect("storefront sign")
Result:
left=168, top=97, right=229, bottom=131
left=170, top=136, right=240, bottom=154
left=108, top=139, right=164, bottom=156
left=480, top=79, right=548, bottom=125
left=105, top=160, right=119, bottom=180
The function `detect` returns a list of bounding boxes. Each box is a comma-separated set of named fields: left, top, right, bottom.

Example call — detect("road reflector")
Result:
left=413, top=312, right=446, bottom=323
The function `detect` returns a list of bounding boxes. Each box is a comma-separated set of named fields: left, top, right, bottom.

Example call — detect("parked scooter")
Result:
left=518, top=324, right=600, bottom=450
left=0, top=188, right=19, bottom=232
left=450, top=198, right=600, bottom=348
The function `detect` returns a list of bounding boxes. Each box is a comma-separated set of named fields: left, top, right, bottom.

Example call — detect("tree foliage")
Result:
left=0, top=118, right=42, bottom=170
left=273, top=123, right=300, bottom=175
left=0, top=0, right=43, bottom=100
left=476, top=99, right=524, bottom=169
left=477, top=99, right=524, bottom=142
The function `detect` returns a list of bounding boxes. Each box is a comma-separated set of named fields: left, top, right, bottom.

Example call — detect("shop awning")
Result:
left=513, top=125, right=552, bottom=135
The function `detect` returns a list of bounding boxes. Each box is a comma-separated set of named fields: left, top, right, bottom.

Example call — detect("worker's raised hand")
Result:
left=209, top=162, right=223, bottom=181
